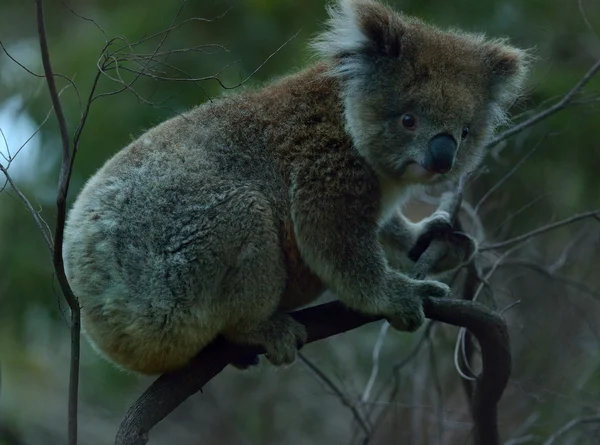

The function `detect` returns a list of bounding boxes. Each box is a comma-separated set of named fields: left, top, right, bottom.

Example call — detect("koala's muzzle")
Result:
left=424, top=133, right=457, bottom=174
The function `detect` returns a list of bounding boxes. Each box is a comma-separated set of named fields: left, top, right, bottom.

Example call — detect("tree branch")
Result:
left=480, top=209, right=600, bottom=251
left=487, top=57, right=600, bottom=149
left=299, top=353, right=372, bottom=439
left=542, top=415, right=600, bottom=445
left=115, top=188, right=511, bottom=445
left=35, top=1, right=81, bottom=444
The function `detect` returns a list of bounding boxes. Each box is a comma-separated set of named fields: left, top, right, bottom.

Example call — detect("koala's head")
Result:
left=314, top=0, right=530, bottom=186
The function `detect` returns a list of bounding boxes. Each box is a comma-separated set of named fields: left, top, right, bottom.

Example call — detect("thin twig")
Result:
left=0, top=164, right=53, bottom=252
left=3, top=84, right=72, bottom=167
left=487, top=58, right=600, bottom=149
left=481, top=210, right=600, bottom=251
left=491, top=193, right=549, bottom=237
left=474, top=137, right=543, bottom=213
left=361, top=321, right=390, bottom=404
left=61, top=1, right=109, bottom=40
left=497, top=260, right=600, bottom=300
left=505, top=434, right=538, bottom=445
left=299, top=353, right=372, bottom=439
left=499, top=300, right=522, bottom=316
left=428, top=337, right=444, bottom=445
left=542, top=415, right=600, bottom=445
left=578, top=0, right=599, bottom=42
left=367, top=319, right=436, bottom=433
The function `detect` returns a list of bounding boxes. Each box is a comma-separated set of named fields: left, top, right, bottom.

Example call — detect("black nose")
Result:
left=424, top=133, right=457, bottom=174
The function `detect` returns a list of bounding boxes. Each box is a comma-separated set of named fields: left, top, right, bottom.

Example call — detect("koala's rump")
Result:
left=63, top=139, right=289, bottom=372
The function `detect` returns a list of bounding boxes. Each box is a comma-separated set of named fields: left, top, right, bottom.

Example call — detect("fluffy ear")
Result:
left=485, top=41, right=531, bottom=108
left=312, top=0, right=405, bottom=75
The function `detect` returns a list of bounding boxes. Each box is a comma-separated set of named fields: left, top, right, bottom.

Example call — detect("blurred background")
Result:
left=1, top=0, right=599, bottom=444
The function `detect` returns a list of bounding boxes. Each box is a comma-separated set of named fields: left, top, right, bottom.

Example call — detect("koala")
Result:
left=63, top=0, right=528, bottom=374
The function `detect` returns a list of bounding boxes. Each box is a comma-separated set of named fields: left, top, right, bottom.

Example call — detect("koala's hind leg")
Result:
left=224, top=313, right=307, bottom=367
left=215, top=191, right=307, bottom=366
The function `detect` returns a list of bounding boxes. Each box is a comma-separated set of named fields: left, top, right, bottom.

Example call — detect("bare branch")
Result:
left=105, top=28, right=301, bottom=91
left=1, top=84, right=72, bottom=169
left=35, top=1, right=81, bottom=444
left=491, top=193, right=549, bottom=237
left=505, top=434, right=538, bottom=445
left=0, top=39, right=83, bottom=110
left=61, top=1, right=109, bottom=40
left=361, top=321, right=390, bottom=405
left=499, top=300, right=522, bottom=316
left=109, top=6, right=232, bottom=54
left=542, top=415, right=600, bottom=445
left=299, top=353, right=372, bottom=439
left=578, top=0, right=599, bottom=42
left=481, top=210, right=600, bottom=251
left=0, top=39, right=45, bottom=78
left=428, top=337, right=445, bottom=444
left=474, top=137, right=543, bottom=213
left=496, top=260, right=600, bottom=301
left=487, top=58, right=600, bottom=149
left=366, top=319, right=436, bottom=436
left=0, top=164, right=53, bottom=252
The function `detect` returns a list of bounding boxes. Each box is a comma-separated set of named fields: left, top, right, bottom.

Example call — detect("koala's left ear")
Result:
left=351, top=0, right=405, bottom=58
left=485, top=42, right=530, bottom=107
left=313, top=0, right=407, bottom=75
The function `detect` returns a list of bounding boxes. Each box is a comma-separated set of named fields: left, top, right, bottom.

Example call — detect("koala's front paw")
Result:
left=386, top=279, right=450, bottom=332
left=409, top=212, right=477, bottom=273
left=408, top=211, right=453, bottom=262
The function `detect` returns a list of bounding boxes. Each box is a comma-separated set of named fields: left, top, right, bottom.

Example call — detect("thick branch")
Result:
left=115, top=189, right=510, bottom=445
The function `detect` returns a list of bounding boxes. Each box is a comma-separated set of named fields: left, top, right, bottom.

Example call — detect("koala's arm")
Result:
left=379, top=209, right=477, bottom=279
left=378, top=212, right=421, bottom=271
left=290, top=164, right=449, bottom=332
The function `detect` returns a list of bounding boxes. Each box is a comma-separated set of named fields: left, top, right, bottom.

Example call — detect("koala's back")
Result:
left=63, top=94, right=296, bottom=373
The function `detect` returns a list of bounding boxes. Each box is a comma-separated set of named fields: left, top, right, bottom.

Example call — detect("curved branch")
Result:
left=115, top=299, right=509, bottom=445
left=115, top=187, right=511, bottom=445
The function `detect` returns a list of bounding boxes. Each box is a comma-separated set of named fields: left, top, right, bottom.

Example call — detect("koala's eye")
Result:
left=461, top=126, right=470, bottom=139
left=401, top=114, right=417, bottom=130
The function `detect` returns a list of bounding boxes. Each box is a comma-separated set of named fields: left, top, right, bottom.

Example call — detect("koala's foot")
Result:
left=225, top=313, right=307, bottom=367
left=385, top=276, right=450, bottom=332
left=409, top=211, right=477, bottom=273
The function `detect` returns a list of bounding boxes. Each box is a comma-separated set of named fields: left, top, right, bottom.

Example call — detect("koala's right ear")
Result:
left=484, top=41, right=531, bottom=109
left=313, top=0, right=406, bottom=76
